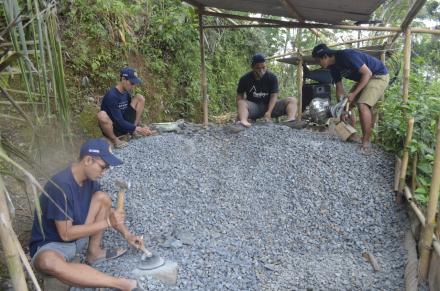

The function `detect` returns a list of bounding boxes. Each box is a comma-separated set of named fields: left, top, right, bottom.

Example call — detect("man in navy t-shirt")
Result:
left=312, top=44, right=389, bottom=153
left=98, top=67, right=155, bottom=149
left=29, top=139, right=144, bottom=290
left=235, top=54, right=307, bottom=129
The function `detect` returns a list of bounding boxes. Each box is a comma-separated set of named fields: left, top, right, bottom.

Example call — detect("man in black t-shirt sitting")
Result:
left=236, top=54, right=306, bottom=129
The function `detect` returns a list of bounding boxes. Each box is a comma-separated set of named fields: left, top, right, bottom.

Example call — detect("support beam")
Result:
left=198, top=10, right=209, bottom=127
left=390, top=0, right=427, bottom=44
left=200, top=10, right=440, bottom=34
left=204, top=24, right=282, bottom=29
left=267, top=34, right=394, bottom=60
left=280, top=0, right=327, bottom=42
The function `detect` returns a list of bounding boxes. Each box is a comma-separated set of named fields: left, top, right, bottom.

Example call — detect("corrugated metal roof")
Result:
left=186, top=0, right=385, bottom=24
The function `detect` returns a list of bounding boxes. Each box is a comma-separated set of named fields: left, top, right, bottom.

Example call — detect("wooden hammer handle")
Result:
left=116, top=190, right=125, bottom=212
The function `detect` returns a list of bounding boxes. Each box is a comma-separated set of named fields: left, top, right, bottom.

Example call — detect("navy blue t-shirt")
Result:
left=100, top=87, right=136, bottom=133
left=29, top=167, right=100, bottom=257
left=329, top=49, right=388, bottom=83
left=237, top=71, right=279, bottom=104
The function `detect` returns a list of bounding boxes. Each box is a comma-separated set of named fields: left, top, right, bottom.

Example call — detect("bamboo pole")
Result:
left=198, top=10, right=208, bottom=127
left=295, top=28, right=303, bottom=121
left=200, top=10, right=440, bottom=34
left=0, top=175, right=28, bottom=291
left=267, top=34, right=394, bottom=61
left=419, top=115, right=440, bottom=280
left=398, top=117, right=415, bottom=198
left=402, top=29, right=411, bottom=104
left=394, top=156, right=402, bottom=192
left=296, top=58, right=303, bottom=120
left=411, top=154, right=418, bottom=194
left=404, top=186, right=440, bottom=257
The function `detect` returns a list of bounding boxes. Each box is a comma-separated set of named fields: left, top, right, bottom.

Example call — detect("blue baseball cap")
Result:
left=79, top=138, right=123, bottom=166
left=251, top=53, right=266, bottom=66
left=120, top=67, right=141, bottom=85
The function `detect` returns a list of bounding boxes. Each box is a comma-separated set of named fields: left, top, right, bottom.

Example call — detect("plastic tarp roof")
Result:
left=185, top=0, right=385, bottom=24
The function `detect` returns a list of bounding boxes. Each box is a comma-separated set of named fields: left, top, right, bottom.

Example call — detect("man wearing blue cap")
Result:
left=312, top=44, right=389, bottom=153
left=98, top=67, right=154, bottom=149
left=29, top=139, right=144, bottom=290
left=235, top=53, right=307, bottom=129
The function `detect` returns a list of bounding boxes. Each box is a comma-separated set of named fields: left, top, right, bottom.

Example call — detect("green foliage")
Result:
left=58, top=0, right=296, bottom=122
left=78, top=105, right=101, bottom=138
left=378, top=59, right=440, bottom=204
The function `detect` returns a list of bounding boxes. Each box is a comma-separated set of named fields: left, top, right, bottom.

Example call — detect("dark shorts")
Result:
left=247, top=99, right=289, bottom=120
left=113, top=106, right=136, bottom=137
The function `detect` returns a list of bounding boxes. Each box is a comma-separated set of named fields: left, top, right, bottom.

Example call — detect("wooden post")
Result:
left=411, top=154, right=418, bottom=194
left=198, top=10, right=208, bottom=127
left=297, top=58, right=303, bottom=120
left=398, top=117, right=415, bottom=199
left=0, top=176, right=28, bottom=291
left=419, top=115, right=440, bottom=280
left=374, top=51, right=387, bottom=141
left=296, top=28, right=302, bottom=120
left=402, top=29, right=411, bottom=104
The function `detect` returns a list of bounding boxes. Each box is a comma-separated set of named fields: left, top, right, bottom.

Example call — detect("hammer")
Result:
left=115, top=179, right=130, bottom=212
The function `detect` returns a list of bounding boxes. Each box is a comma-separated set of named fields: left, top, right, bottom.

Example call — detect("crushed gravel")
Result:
left=92, top=122, right=408, bottom=290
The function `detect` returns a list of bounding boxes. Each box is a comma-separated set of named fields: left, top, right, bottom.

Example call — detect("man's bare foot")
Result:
left=239, top=120, right=252, bottom=128
left=360, top=142, right=373, bottom=155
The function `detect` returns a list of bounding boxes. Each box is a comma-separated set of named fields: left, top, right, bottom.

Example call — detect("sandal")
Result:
left=283, top=119, right=308, bottom=129
left=114, top=140, right=129, bottom=149
left=87, top=247, right=127, bottom=266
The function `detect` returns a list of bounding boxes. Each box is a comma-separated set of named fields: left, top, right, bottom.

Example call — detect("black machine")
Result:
left=301, top=64, right=332, bottom=112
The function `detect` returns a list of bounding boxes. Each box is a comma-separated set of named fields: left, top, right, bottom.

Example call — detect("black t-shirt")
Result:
left=236, top=71, right=279, bottom=104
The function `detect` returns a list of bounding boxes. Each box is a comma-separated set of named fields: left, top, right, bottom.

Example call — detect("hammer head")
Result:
left=115, top=179, right=131, bottom=191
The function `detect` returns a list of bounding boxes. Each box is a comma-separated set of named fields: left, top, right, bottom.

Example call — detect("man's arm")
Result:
left=55, top=219, right=109, bottom=242
left=335, top=81, right=346, bottom=100
left=55, top=208, right=124, bottom=241
left=264, top=93, right=278, bottom=120
left=347, top=64, right=372, bottom=102
left=109, top=108, right=136, bottom=133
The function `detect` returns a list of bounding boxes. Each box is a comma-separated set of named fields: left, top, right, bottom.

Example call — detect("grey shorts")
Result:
left=31, top=238, right=89, bottom=266
left=247, top=99, right=289, bottom=120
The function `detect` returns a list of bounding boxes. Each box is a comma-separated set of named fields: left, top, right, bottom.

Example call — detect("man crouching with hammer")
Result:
left=29, top=138, right=144, bottom=291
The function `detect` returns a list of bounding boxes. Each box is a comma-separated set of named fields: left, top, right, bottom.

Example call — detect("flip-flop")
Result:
left=87, top=248, right=127, bottom=266
left=114, top=140, right=129, bottom=149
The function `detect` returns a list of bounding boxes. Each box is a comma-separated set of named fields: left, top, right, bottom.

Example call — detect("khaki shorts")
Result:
left=351, top=74, right=389, bottom=107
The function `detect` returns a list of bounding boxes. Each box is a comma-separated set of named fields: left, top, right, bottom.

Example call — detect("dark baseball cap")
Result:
left=79, top=138, right=123, bottom=166
left=251, top=53, right=266, bottom=66
left=312, top=44, right=332, bottom=58
left=120, top=67, right=141, bottom=85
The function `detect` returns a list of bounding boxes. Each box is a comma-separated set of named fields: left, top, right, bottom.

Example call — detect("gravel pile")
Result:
left=94, top=123, right=408, bottom=290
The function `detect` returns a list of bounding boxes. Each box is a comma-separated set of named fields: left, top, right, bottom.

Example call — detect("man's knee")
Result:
left=286, top=97, right=298, bottom=104
left=92, top=191, right=112, bottom=208
left=358, top=103, right=371, bottom=113
left=134, top=94, right=145, bottom=104
left=34, top=251, right=64, bottom=274
left=97, top=111, right=111, bottom=124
